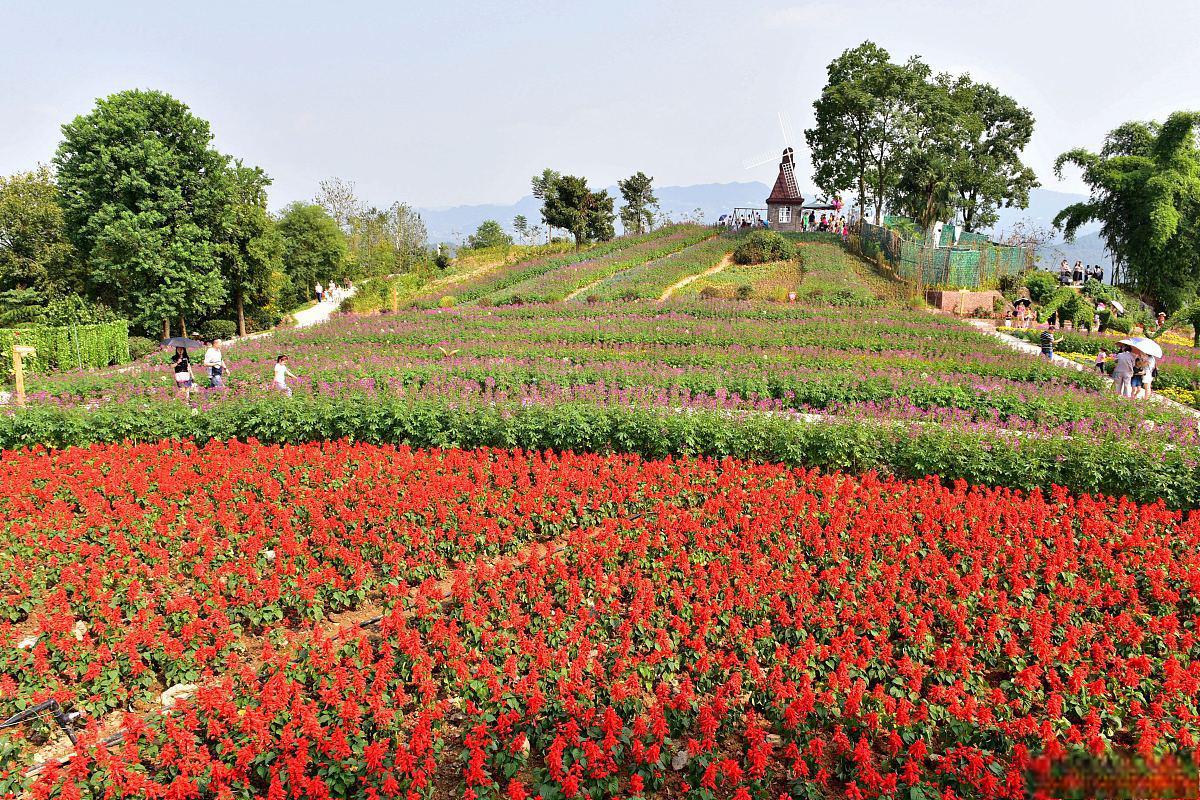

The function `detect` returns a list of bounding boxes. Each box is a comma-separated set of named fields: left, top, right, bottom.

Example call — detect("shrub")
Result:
left=732, top=230, right=795, bottom=265
left=1, top=320, right=130, bottom=380
left=735, top=285, right=753, bottom=300
left=699, top=286, right=723, bottom=300
left=1025, top=270, right=1059, bottom=304
left=197, top=319, right=237, bottom=342
left=127, top=336, right=158, bottom=360
left=438, top=295, right=457, bottom=309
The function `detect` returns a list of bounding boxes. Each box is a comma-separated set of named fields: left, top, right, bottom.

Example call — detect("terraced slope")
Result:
left=582, top=237, right=735, bottom=301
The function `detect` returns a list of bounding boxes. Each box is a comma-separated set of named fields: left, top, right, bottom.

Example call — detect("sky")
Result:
left=2, top=0, right=1198, bottom=210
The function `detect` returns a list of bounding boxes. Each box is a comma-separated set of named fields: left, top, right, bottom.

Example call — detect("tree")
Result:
left=465, top=219, right=512, bottom=250
left=889, top=73, right=961, bottom=233
left=54, top=89, right=230, bottom=338
left=539, top=174, right=614, bottom=248
left=218, top=162, right=283, bottom=336
left=950, top=78, right=1039, bottom=231
left=531, top=169, right=561, bottom=243
left=1054, top=112, right=1200, bottom=311
left=276, top=203, right=347, bottom=308
left=806, top=41, right=923, bottom=224
left=0, top=165, right=78, bottom=298
left=618, top=172, right=658, bottom=235
left=314, top=177, right=363, bottom=232
left=513, top=215, right=531, bottom=245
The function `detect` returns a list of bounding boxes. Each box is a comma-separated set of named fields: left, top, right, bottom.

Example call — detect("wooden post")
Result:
left=12, top=345, right=35, bottom=407
left=391, top=284, right=399, bottom=313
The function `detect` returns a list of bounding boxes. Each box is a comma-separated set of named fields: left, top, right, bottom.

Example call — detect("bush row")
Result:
left=2, top=395, right=1193, bottom=508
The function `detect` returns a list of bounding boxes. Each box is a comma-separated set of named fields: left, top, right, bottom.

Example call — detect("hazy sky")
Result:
left=3, top=0, right=1198, bottom=210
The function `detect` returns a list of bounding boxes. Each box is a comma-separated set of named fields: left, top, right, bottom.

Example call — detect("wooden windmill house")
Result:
left=765, top=147, right=805, bottom=232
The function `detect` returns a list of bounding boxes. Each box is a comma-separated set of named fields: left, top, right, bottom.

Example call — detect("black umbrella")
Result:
left=161, top=337, right=207, bottom=349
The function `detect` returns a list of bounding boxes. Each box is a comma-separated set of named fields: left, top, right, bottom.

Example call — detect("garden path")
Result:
left=967, top=318, right=1200, bottom=419
left=292, top=287, right=355, bottom=329
left=658, top=254, right=733, bottom=302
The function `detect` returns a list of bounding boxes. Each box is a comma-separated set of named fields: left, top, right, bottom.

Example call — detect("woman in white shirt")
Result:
left=1111, top=346, right=1135, bottom=398
left=273, top=354, right=296, bottom=397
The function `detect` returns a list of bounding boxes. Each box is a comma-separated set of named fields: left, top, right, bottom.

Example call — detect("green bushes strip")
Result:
left=0, top=320, right=130, bottom=380
left=2, top=395, right=1194, bottom=508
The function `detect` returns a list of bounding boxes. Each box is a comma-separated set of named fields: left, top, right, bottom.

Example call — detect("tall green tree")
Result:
left=465, top=219, right=512, bottom=250
left=276, top=203, right=347, bottom=308
left=513, top=214, right=531, bottom=245
left=1054, top=112, right=1200, bottom=310
left=218, top=162, right=283, bottom=336
left=805, top=41, right=923, bottom=224
left=950, top=78, right=1039, bottom=231
left=0, top=165, right=78, bottom=298
left=540, top=175, right=614, bottom=248
left=889, top=73, right=961, bottom=232
left=54, top=89, right=230, bottom=338
left=531, top=169, right=561, bottom=243
left=618, top=172, right=658, bottom=235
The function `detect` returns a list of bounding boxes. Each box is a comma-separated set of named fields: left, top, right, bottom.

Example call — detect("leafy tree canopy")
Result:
left=1054, top=112, right=1200, bottom=311
left=465, top=219, right=512, bottom=250
left=537, top=173, right=614, bottom=247
left=276, top=202, right=348, bottom=308
left=0, top=165, right=78, bottom=299
left=54, top=89, right=231, bottom=334
left=618, top=172, right=658, bottom=235
left=218, top=162, right=284, bottom=335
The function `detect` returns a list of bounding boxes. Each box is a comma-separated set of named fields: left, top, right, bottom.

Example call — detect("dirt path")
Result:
left=658, top=255, right=732, bottom=302
left=564, top=278, right=606, bottom=302
left=293, top=287, right=355, bottom=329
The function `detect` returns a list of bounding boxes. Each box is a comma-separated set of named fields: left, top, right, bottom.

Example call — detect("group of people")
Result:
left=1058, top=259, right=1104, bottom=286
left=803, top=211, right=848, bottom=235
left=1100, top=344, right=1157, bottom=399
left=170, top=340, right=297, bottom=398
left=314, top=281, right=348, bottom=304
left=1037, top=324, right=1158, bottom=400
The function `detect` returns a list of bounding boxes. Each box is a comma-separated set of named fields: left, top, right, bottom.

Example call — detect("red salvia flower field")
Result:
left=1, top=440, right=1199, bottom=798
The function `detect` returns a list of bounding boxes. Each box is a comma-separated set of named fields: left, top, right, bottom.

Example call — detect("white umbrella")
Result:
left=1110, top=300, right=1125, bottom=314
left=1119, top=337, right=1163, bottom=359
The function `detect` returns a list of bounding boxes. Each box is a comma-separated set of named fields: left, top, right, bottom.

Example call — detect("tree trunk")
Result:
left=180, top=317, right=187, bottom=339
left=163, top=318, right=170, bottom=341
left=235, top=285, right=246, bottom=337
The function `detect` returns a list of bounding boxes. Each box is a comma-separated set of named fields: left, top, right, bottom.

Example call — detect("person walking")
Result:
left=1095, top=347, right=1108, bottom=374
left=203, top=339, right=227, bottom=389
left=273, top=354, right=297, bottom=398
left=1112, top=346, right=1135, bottom=397
left=171, top=346, right=194, bottom=398
left=1039, top=324, right=1061, bottom=360
left=315, top=281, right=324, bottom=303
left=1131, top=352, right=1148, bottom=398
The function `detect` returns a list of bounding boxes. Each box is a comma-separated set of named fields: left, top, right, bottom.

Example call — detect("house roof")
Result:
left=766, top=150, right=804, bottom=205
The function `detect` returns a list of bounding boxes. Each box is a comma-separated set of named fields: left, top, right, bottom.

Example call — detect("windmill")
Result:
left=739, top=112, right=806, bottom=230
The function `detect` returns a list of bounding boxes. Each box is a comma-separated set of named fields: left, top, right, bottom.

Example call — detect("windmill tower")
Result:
left=744, top=113, right=805, bottom=232
left=765, top=147, right=805, bottom=232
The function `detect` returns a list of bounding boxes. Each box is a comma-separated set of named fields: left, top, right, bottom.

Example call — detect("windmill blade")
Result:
left=778, top=111, right=795, bottom=148
left=743, top=150, right=780, bottom=170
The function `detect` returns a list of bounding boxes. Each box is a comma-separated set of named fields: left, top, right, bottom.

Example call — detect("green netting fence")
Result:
left=1, top=320, right=131, bottom=381
left=857, top=220, right=1030, bottom=289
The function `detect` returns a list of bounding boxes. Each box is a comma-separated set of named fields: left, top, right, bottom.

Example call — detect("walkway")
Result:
left=966, top=319, right=1200, bottom=419
left=659, top=254, right=733, bottom=302
left=292, top=288, right=355, bottom=329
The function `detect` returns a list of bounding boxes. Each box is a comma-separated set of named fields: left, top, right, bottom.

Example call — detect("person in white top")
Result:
left=315, top=282, right=324, bottom=302
left=273, top=354, right=296, bottom=398
left=1111, top=346, right=1135, bottom=398
left=203, top=340, right=227, bottom=388
left=1139, top=354, right=1157, bottom=399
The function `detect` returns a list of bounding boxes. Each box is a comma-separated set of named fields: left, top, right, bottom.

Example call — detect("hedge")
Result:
left=1, top=395, right=1195, bottom=509
left=0, top=320, right=130, bottom=381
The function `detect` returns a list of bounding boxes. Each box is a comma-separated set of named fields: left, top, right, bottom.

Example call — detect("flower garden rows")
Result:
left=2, top=440, right=1199, bottom=798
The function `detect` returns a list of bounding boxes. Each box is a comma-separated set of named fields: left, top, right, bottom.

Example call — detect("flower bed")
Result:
left=2, top=442, right=1198, bottom=798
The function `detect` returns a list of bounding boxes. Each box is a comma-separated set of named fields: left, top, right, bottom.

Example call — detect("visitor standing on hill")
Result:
left=1039, top=324, right=1061, bottom=360
left=273, top=354, right=297, bottom=398
left=203, top=339, right=227, bottom=388
left=1112, top=346, right=1135, bottom=397
left=1072, top=261, right=1084, bottom=284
